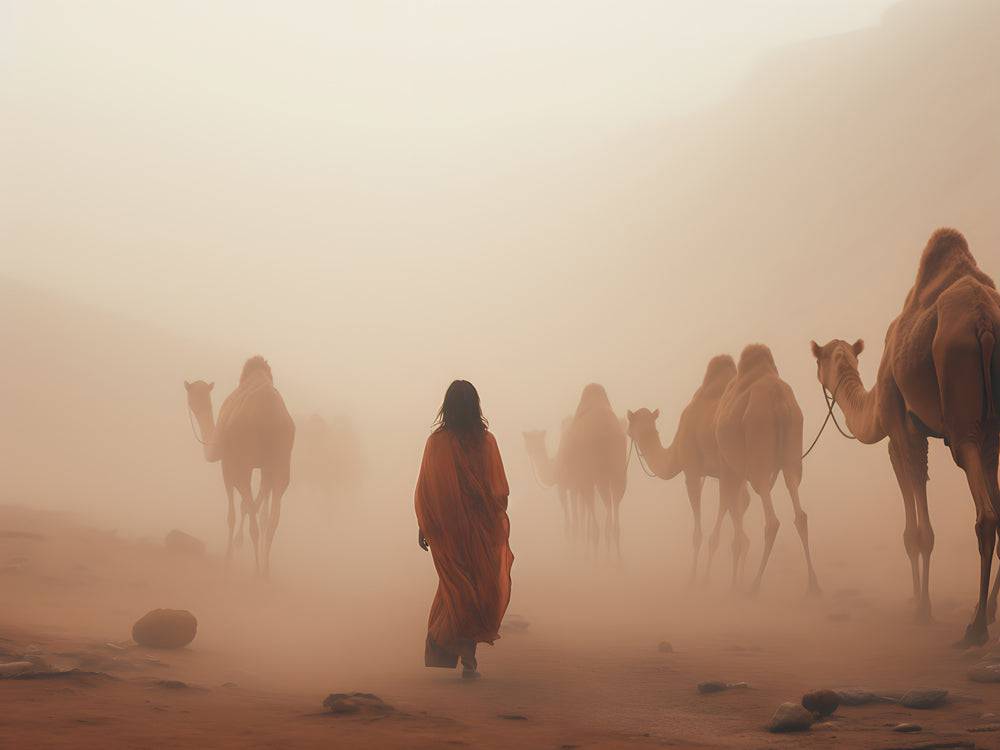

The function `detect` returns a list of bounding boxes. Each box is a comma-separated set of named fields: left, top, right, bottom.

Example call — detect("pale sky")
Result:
left=2, top=0, right=900, bottom=419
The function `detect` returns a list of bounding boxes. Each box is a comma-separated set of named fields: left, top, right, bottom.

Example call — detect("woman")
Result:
left=415, top=380, right=513, bottom=679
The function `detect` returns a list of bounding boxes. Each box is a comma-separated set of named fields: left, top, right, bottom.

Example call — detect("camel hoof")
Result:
left=954, top=624, right=989, bottom=650
left=805, top=582, right=823, bottom=598
left=914, top=608, right=935, bottom=625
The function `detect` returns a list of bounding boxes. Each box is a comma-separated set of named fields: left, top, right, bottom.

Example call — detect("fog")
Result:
left=2, top=1, right=1000, bottom=745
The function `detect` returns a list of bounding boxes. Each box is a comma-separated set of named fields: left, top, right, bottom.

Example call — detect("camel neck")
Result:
left=193, top=406, right=219, bottom=462
left=831, top=358, right=886, bottom=444
left=636, top=429, right=683, bottom=480
left=526, top=444, right=557, bottom=486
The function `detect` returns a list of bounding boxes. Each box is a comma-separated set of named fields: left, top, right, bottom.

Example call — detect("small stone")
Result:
left=767, top=702, right=815, bottom=733
left=697, top=680, right=728, bottom=694
left=132, top=609, right=197, bottom=649
left=221, top=682, right=238, bottom=688
left=802, top=689, right=840, bottom=716
left=164, top=530, right=206, bottom=556
left=323, top=692, right=394, bottom=716
left=900, top=688, right=948, bottom=709
left=501, top=615, right=530, bottom=633
left=0, top=661, right=33, bottom=677
left=499, top=714, right=528, bottom=720
left=968, top=724, right=1000, bottom=733
left=968, top=663, right=1000, bottom=682
left=658, top=642, right=674, bottom=653
left=981, top=712, right=998, bottom=720
left=892, top=723, right=922, bottom=732
left=155, top=680, right=188, bottom=689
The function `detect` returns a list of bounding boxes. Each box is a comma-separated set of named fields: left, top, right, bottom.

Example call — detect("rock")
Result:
left=968, top=724, right=1000, bottom=732
left=221, top=681, right=238, bottom=688
left=132, top=609, right=197, bottom=649
left=802, top=689, right=840, bottom=716
left=900, top=688, right=948, bottom=709
left=981, top=712, right=998, bottom=720
left=155, top=680, right=188, bottom=689
left=767, top=702, right=815, bottom=733
left=697, top=680, right=729, bottom=694
left=0, top=661, right=33, bottom=677
left=499, top=714, right=528, bottom=720
left=164, top=530, right=206, bottom=556
left=968, top=663, right=1000, bottom=682
left=893, top=723, right=922, bottom=733
left=323, top=692, right=394, bottom=716
left=834, top=687, right=894, bottom=705
left=501, top=615, right=530, bottom=633
left=658, top=641, right=674, bottom=653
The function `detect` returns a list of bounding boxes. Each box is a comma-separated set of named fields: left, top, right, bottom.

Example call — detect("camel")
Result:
left=626, top=354, right=752, bottom=586
left=715, top=344, right=820, bottom=595
left=185, top=356, right=295, bottom=577
left=811, top=228, right=1000, bottom=646
left=523, top=417, right=575, bottom=538
left=561, top=384, right=628, bottom=556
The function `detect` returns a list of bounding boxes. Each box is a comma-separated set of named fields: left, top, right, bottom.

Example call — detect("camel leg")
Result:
left=597, top=482, right=613, bottom=558
left=888, top=438, right=922, bottom=607
left=558, top=485, right=570, bottom=540
left=580, top=485, right=597, bottom=557
left=985, top=431, right=1000, bottom=622
left=611, top=471, right=626, bottom=560
left=684, top=473, right=704, bottom=586
left=254, top=475, right=271, bottom=536
left=904, top=429, right=934, bottom=623
left=736, top=484, right=751, bottom=580
left=933, top=330, right=999, bottom=647
left=749, top=487, right=779, bottom=596
left=716, top=473, right=745, bottom=590
left=233, top=479, right=259, bottom=573
left=702, top=490, right=726, bottom=586
left=262, top=476, right=288, bottom=579
left=784, top=475, right=820, bottom=596
left=225, top=482, right=236, bottom=561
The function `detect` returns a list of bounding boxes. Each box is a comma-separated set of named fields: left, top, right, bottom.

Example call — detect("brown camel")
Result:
left=185, top=356, right=295, bottom=577
left=715, top=344, right=820, bottom=595
left=523, top=417, right=575, bottom=538
left=626, top=354, right=752, bottom=586
left=812, top=228, right=1000, bottom=646
left=562, top=384, right=628, bottom=556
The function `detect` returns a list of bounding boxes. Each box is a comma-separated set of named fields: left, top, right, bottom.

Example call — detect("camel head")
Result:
left=522, top=429, right=548, bottom=459
left=810, top=339, right=864, bottom=394
left=184, top=380, right=215, bottom=416
left=625, top=408, right=660, bottom=443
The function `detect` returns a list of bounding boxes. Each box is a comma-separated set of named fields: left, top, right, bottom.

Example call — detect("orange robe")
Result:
left=415, top=429, right=513, bottom=667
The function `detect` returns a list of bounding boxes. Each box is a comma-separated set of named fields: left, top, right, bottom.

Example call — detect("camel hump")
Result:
left=736, top=344, right=778, bottom=379
left=702, top=354, right=737, bottom=388
left=240, top=355, right=273, bottom=385
left=909, top=228, right=996, bottom=308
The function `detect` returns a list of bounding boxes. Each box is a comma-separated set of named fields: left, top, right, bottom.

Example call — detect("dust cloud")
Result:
left=2, top=1, right=1000, bottom=747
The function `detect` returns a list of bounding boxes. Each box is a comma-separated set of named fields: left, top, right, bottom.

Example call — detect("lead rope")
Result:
left=187, top=408, right=214, bottom=447
left=801, top=376, right=857, bottom=459
left=630, top=438, right=659, bottom=478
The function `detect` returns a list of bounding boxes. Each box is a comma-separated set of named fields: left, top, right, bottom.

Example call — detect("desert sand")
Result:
left=4, top=501, right=1000, bottom=749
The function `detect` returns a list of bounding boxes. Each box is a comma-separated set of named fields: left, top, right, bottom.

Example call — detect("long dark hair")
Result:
left=435, top=380, right=488, bottom=439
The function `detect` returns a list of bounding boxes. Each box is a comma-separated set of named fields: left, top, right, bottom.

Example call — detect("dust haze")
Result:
left=3, top=1, right=1000, bottom=747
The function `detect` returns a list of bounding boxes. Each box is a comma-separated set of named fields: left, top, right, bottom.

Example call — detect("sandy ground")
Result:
left=3, top=503, right=1000, bottom=750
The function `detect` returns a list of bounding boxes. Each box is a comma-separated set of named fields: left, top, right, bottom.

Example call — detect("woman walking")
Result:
left=415, top=380, right=513, bottom=679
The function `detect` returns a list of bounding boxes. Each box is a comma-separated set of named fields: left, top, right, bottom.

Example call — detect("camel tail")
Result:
left=980, top=327, right=996, bottom=419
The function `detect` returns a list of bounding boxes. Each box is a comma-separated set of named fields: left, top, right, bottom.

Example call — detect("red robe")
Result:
left=415, top=429, right=513, bottom=667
